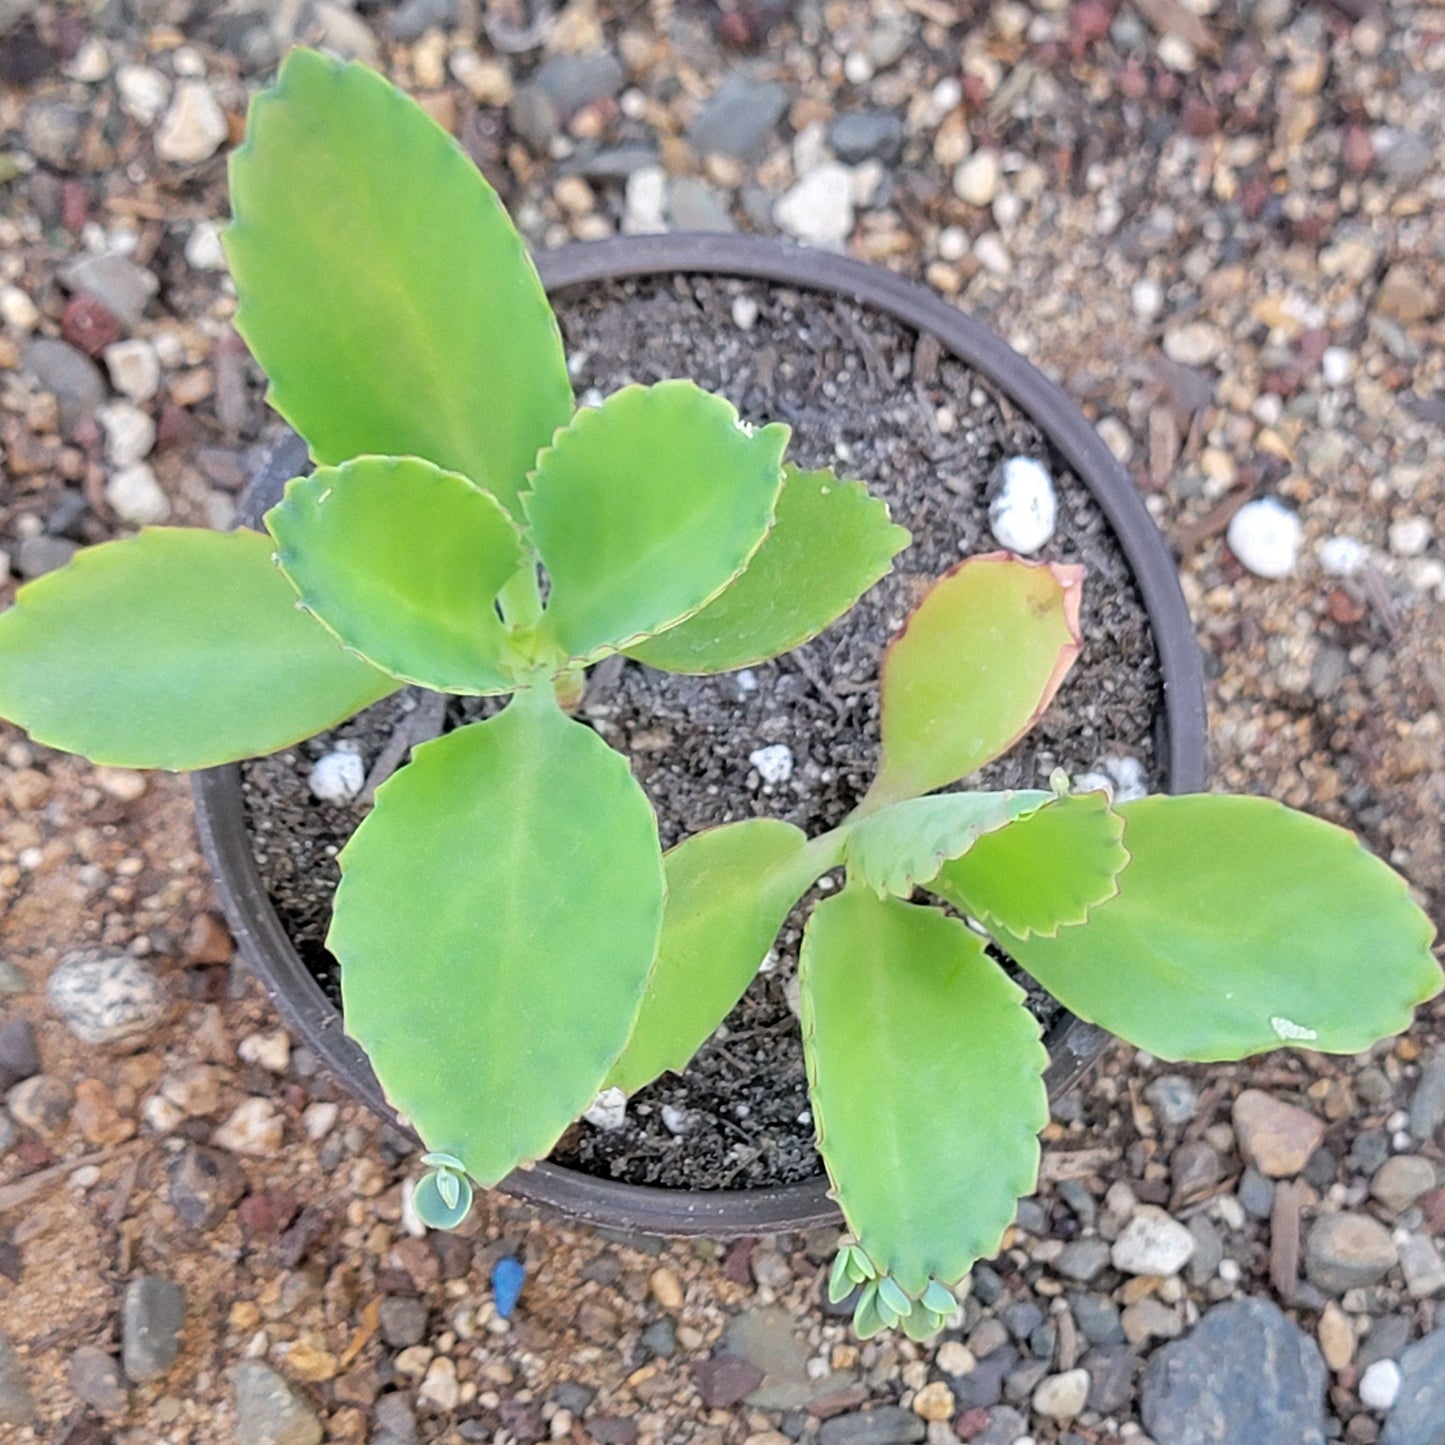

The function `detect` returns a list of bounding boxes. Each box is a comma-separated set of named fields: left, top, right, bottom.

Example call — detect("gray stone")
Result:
left=1186, top=1216, right=1224, bottom=1286
left=0, top=1114, right=16, bottom=1154
left=58, top=254, right=159, bottom=328
left=724, top=1307, right=820, bottom=1409
left=0, top=1334, right=34, bottom=1427
left=23, top=338, right=106, bottom=434
left=47, top=951, right=168, bottom=1045
left=640, top=1317, right=676, bottom=1358
left=1003, top=1300, right=1045, bottom=1340
left=819, top=1405, right=926, bottom=1445
left=1409, top=1053, right=1445, bottom=1144
left=15, top=534, right=78, bottom=579
left=233, top=1361, right=323, bottom=1445
left=1070, top=1293, right=1125, bottom=1347
left=1141, top=1298, right=1327, bottom=1445
left=1358, top=1314, right=1413, bottom=1371
left=169, top=1144, right=246, bottom=1230
left=1239, top=1167, right=1277, bottom=1219
left=1055, top=1238, right=1111, bottom=1283
left=1374, top=129, right=1433, bottom=184
left=1304, top=1212, right=1398, bottom=1294
left=68, top=1344, right=127, bottom=1416
left=972, top=1406, right=1027, bottom=1445
left=668, top=177, right=734, bottom=233
left=378, top=1295, right=429, bottom=1349
left=1004, top=1357, right=1049, bottom=1402
left=572, top=145, right=660, bottom=181
left=6, top=1073, right=71, bottom=1136
left=0, top=961, right=27, bottom=994
left=687, top=73, right=789, bottom=160
left=24, top=100, right=86, bottom=169
left=954, top=1347, right=1015, bottom=1409
left=1383, top=1325, right=1445, bottom=1445
left=0, top=1019, right=40, bottom=1091
left=828, top=111, right=904, bottom=163
left=1145, top=1074, right=1199, bottom=1128
left=1371, top=1156, right=1438, bottom=1214
left=122, top=1275, right=185, bottom=1382
left=1352, top=1130, right=1392, bottom=1175
left=1171, top=1139, right=1223, bottom=1205
left=1084, top=1345, right=1137, bottom=1414
left=511, top=51, right=623, bottom=147
left=1397, top=1232, right=1445, bottom=1299
left=387, top=0, right=453, bottom=42
left=374, top=1392, right=419, bottom=1444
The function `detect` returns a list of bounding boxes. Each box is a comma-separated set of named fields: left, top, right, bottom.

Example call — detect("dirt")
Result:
left=238, top=274, right=1165, bottom=1190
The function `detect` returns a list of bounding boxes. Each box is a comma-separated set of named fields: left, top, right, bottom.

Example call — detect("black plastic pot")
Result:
left=192, top=234, right=1208, bottom=1237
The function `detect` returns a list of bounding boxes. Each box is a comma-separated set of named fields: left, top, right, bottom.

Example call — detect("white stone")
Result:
left=66, top=38, right=112, bottom=83
left=1358, top=1359, right=1401, bottom=1411
left=1162, top=321, right=1221, bottom=367
left=953, top=150, right=1001, bottom=207
left=0, top=286, right=40, bottom=332
left=1033, top=1369, right=1090, bottom=1421
left=185, top=222, right=227, bottom=272
left=99, top=402, right=157, bottom=467
left=583, top=1087, right=627, bottom=1131
left=1111, top=1205, right=1196, bottom=1276
left=1319, top=535, right=1367, bottom=577
left=1227, top=497, right=1301, bottom=579
left=155, top=81, right=229, bottom=165
left=972, top=232, right=1013, bottom=276
left=105, top=463, right=170, bottom=525
left=116, top=64, right=171, bottom=126
left=303, top=1102, right=339, bottom=1141
left=309, top=748, right=365, bottom=803
left=238, top=1029, right=291, bottom=1074
left=623, top=167, right=666, bottom=234
left=1157, top=34, right=1197, bottom=71
left=937, top=225, right=968, bottom=262
left=103, top=339, right=161, bottom=402
left=732, top=295, right=759, bottom=331
left=774, top=165, right=855, bottom=249
left=1388, top=516, right=1431, bottom=558
left=212, top=1097, right=284, bottom=1157
left=1098, top=754, right=1148, bottom=804
left=1132, top=278, right=1164, bottom=321
left=419, top=1357, right=460, bottom=1412
left=989, top=456, right=1057, bottom=555
left=936, top=1341, right=975, bottom=1376
left=661, top=1104, right=691, bottom=1135
left=1321, top=347, right=1353, bottom=386
left=749, top=743, right=794, bottom=785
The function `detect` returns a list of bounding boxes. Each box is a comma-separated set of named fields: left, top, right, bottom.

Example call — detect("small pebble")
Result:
left=1357, top=1359, right=1400, bottom=1411
left=1162, top=321, right=1220, bottom=367
left=584, top=1087, right=627, bottom=1131
left=155, top=81, right=229, bottom=165
left=105, top=462, right=171, bottom=525
left=309, top=749, right=365, bottom=803
left=0, top=287, right=40, bottom=333
left=749, top=744, right=794, bottom=786
left=1388, top=517, right=1431, bottom=558
left=1032, top=1368, right=1090, bottom=1421
left=1319, top=535, right=1367, bottom=577
left=953, top=150, right=1000, bottom=207
left=1111, top=1206, right=1195, bottom=1276
left=212, top=1097, right=284, bottom=1157
left=1227, top=498, right=1301, bottom=579
left=103, top=339, right=162, bottom=401
left=116, top=64, right=170, bottom=125
left=185, top=222, right=228, bottom=272
left=989, top=457, right=1057, bottom=555
left=773, top=165, right=855, bottom=250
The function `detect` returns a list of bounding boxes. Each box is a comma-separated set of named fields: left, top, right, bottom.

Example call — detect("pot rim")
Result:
left=192, top=233, right=1208, bottom=1237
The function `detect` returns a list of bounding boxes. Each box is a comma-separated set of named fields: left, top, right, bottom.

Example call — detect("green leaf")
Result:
left=525, top=382, right=789, bottom=663
left=333, top=689, right=665, bottom=1186
left=847, top=790, right=1052, bottom=897
left=626, top=465, right=909, bottom=673
left=993, top=795, right=1442, bottom=1061
left=604, top=819, right=835, bottom=1094
left=0, top=528, right=396, bottom=769
left=413, top=1168, right=473, bottom=1230
left=929, top=789, right=1129, bottom=937
left=225, top=48, right=571, bottom=518
left=866, top=554, right=1084, bottom=808
left=800, top=888, right=1049, bottom=1297
left=266, top=456, right=527, bottom=694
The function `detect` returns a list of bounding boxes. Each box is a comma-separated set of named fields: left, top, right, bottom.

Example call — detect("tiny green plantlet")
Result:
left=0, top=51, right=1439, bottom=1344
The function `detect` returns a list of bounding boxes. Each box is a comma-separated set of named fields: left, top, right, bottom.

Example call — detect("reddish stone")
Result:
left=1119, top=64, right=1149, bottom=100
left=722, top=1238, right=755, bottom=1284
left=237, top=1190, right=298, bottom=1238
left=1343, top=125, right=1374, bottom=175
left=1182, top=96, right=1220, bottom=138
left=1069, top=0, right=1114, bottom=56
left=955, top=1408, right=991, bottom=1440
left=691, top=1354, right=763, bottom=1409
left=61, top=179, right=89, bottom=232
left=61, top=294, right=121, bottom=357
left=1326, top=588, right=1365, bottom=626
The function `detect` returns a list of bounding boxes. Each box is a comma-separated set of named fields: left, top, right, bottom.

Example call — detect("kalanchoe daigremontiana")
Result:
left=0, top=51, right=1439, bottom=1343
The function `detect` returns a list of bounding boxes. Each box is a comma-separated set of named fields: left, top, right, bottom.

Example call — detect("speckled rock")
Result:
left=1142, top=1298, right=1327, bottom=1445
left=47, top=951, right=169, bottom=1045
left=233, top=1361, right=323, bottom=1445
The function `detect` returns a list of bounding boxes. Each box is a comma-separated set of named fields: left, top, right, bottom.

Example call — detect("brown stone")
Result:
left=1232, top=1090, right=1325, bottom=1177
left=74, top=1077, right=135, bottom=1146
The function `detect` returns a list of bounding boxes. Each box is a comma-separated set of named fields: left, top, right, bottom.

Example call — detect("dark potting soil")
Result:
left=239, top=273, right=1166, bottom=1191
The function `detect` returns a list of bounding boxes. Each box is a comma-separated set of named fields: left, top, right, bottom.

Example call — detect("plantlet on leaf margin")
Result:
left=0, top=49, right=1438, bottom=1345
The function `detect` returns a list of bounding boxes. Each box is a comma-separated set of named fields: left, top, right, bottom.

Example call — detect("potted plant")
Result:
left=0, top=50, right=1437, bottom=1342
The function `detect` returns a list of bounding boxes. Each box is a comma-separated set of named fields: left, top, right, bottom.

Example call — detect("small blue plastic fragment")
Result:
left=492, top=1255, right=525, bottom=1318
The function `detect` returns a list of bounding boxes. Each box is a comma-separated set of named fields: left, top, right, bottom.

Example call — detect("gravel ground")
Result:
left=1, top=2, right=1442, bottom=1443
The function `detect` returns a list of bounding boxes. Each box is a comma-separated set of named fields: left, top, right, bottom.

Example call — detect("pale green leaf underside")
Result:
left=800, top=889, right=1049, bottom=1296
left=868, top=554, right=1084, bottom=807
left=847, top=790, right=1052, bottom=898
left=333, top=691, right=665, bottom=1186
left=525, top=382, right=789, bottom=663
left=626, top=465, right=910, bottom=674
left=266, top=456, right=526, bottom=695
left=995, top=795, right=1442, bottom=1061
left=605, top=819, right=837, bottom=1095
left=225, top=48, right=571, bottom=518
left=929, top=789, right=1129, bottom=938
left=0, top=528, right=396, bottom=769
